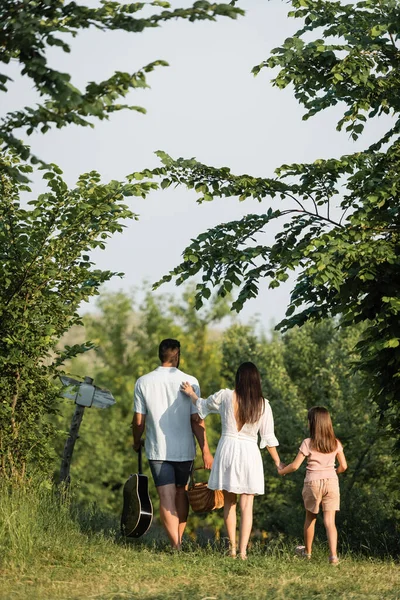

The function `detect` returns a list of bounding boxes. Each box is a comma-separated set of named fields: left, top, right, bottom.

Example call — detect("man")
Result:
left=132, top=338, right=213, bottom=549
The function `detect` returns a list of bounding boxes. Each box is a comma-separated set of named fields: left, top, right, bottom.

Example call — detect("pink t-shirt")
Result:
left=299, top=438, right=343, bottom=482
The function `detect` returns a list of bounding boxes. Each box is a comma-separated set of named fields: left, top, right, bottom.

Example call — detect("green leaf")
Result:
left=384, top=339, right=399, bottom=348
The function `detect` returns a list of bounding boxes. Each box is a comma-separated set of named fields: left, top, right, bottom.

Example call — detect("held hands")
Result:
left=277, top=461, right=286, bottom=476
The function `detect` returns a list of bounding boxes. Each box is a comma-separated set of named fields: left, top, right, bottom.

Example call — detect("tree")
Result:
left=135, top=0, right=400, bottom=442
left=54, top=287, right=229, bottom=514
left=221, top=319, right=400, bottom=556
left=0, top=157, right=156, bottom=477
left=57, top=297, right=399, bottom=554
left=0, top=0, right=243, bottom=177
left=0, top=0, right=243, bottom=476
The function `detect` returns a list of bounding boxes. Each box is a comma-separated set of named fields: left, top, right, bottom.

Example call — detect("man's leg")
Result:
left=149, top=461, right=181, bottom=549
left=175, top=485, right=189, bottom=545
left=173, top=460, right=193, bottom=547
left=157, top=483, right=181, bottom=549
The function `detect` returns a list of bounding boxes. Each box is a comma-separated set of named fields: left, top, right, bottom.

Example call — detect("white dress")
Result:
left=196, top=389, right=279, bottom=495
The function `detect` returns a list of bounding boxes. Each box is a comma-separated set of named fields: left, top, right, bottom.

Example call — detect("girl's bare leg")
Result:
left=238, top=494, right=254, bottom=558
left=304, top=510, right=317, bottom=556
left=323, top=510, right=338, bottom=561
left=223, top=491, right=237, bottom=555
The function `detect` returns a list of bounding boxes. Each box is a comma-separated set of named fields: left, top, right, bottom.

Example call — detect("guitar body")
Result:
left=121, top=448, right=153, bottom=538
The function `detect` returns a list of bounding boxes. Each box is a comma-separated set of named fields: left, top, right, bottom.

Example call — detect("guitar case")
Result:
left=121, top=444, right=153, bottom=538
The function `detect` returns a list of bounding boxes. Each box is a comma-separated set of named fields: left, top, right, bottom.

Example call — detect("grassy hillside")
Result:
left=0, top=483, right=399, bottom=600
left=1, top=541, right=400, bottom=600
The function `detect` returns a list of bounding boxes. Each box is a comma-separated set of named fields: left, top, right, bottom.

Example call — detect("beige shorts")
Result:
left=302, top=478, right=340, bottom=513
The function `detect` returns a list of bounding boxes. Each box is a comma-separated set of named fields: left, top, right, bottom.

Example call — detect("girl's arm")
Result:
left=336, top=450, right=347, bottom=474
left=278, top=451, right=306, bottom=476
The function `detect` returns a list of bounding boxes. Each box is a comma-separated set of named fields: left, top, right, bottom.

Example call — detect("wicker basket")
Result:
left=187, top=468, right=224, bottom=514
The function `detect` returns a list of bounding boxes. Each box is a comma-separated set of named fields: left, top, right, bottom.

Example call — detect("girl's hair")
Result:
left=234, top=362, right=264, bottom=426
left=308, top=406, right=338, bottom=453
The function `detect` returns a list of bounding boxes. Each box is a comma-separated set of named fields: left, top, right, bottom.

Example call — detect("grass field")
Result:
left=1, top=545, right=400, bottom=600
left=1, top=483, right=399, bottom=600
left=1, top=536, right=400, bottom=600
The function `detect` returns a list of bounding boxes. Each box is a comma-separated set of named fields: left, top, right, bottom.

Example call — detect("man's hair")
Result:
left=158, top=338, right=181, bottom=363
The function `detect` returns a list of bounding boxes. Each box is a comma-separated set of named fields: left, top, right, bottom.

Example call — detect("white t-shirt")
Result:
left=133, top=366, right=200, bottom=461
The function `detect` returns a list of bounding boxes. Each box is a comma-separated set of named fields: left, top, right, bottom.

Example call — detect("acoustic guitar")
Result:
left=121, top=444, right=153, bottom=538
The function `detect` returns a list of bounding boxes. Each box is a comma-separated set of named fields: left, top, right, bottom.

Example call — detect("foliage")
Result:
left=0, top=477, right=85, bottom=569
left=54, top=286, right=230, bottom=513
left=0, top=156, right=157, bottom=477
left=0, top=0, right=243, bottom=177
left=0, top=0, right=243, bottom=476
left=132, top=0, right=400, bottom=441
left=220, top=320, right=399, bottom=556
left=56, top=292, right=399, bottom=555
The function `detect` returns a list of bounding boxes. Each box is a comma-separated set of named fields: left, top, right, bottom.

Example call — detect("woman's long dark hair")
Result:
left=308, top=406, right=338, bottom=453
left=234, top=362, right=264, bottom=427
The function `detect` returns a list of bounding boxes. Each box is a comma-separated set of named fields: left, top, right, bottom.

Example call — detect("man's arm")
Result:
left=132, top=412, right=146, bottom=452
left=191, top=414, right=213, bottom=469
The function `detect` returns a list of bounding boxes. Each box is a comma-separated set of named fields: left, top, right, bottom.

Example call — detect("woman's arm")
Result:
left=266, top=446, right=284, bottom=469
left=181, top=381, right=198, bottom=404
left=336, top=450, right=348, bottom=474
left=278, top=451, right=306, bottom=476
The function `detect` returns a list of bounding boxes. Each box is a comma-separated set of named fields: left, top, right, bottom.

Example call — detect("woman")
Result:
left=181, top=361, right=282, bottom=559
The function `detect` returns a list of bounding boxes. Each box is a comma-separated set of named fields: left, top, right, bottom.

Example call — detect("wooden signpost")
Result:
left=59, top=375, right=116, bottom=486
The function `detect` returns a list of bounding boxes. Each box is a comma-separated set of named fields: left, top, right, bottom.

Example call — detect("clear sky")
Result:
left=4, top=0, right=390, bottom=330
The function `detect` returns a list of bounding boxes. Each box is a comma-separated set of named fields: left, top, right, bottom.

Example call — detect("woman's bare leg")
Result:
left=223, top=491, right=237, bottom=555
left=238, top=494, right=254, bottom=558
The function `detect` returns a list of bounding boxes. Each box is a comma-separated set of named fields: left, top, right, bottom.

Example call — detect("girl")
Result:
left=278, top=406, right=347, bottom=564
left=181, top=361, right=283, bottom=560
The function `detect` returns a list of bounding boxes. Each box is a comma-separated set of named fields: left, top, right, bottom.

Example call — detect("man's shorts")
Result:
left=148, top=460, right=193, bottom=488
left=302, top=478, right=340, bottom=513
